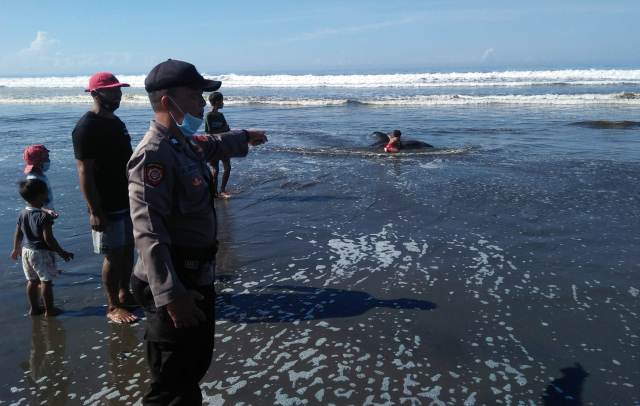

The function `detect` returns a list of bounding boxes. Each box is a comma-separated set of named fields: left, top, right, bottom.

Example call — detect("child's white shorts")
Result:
left=22, top=247, right=57, bottom=282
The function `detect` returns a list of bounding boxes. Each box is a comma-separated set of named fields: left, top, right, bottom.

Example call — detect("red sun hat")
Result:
left=23, top=144, right=50, bottom=174
left=85, top=72, right=130, bottom=92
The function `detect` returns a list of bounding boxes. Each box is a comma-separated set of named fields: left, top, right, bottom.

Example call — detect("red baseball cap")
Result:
left=23, top=144, right=50, bottom=174
left=85, top=72, right=130, bottom=92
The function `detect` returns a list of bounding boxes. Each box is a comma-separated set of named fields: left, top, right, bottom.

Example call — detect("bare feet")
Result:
left=107, top=307, right=138, bottom=324
left=45, top=307, right=63, bottom=317
left=29, top=306, right=44, bottom=316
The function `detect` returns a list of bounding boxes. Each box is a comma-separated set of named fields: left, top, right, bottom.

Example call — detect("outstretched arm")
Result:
left=193, top=129, right=267, bottom=162
left=42, top=223, right=73, bottom=261
left=42, top=207, right=59, bottom=219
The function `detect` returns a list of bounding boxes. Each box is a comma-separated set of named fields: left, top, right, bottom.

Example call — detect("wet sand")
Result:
left=0, top=99, right=639, bottom=404
left=1, top=147, right=638, bottom=405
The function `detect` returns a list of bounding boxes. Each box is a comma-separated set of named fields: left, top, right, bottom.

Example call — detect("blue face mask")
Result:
left=42, top=161, right=50, bottom=172
left=168, top=97, right=203, bottom=137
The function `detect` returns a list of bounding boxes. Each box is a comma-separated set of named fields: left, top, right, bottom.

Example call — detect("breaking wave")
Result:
left=1, top=69, right=640, bottom=88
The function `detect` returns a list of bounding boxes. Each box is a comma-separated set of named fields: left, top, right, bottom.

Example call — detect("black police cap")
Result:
left=144, top=59, right=221, bottom=92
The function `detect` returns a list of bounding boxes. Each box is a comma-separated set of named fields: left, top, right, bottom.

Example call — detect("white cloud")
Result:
left=281, top=7, right=519, bottom=45
left=482, top=48, right=496, bottom=62
left=20, top=31, right=59, bottom=54
left=286, top=16, right=420, bottom=42
left=0, top=31, right=136, bottom=75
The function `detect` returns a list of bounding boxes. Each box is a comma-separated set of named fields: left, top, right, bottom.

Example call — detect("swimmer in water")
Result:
left=371, top=129, right=433, bottom=153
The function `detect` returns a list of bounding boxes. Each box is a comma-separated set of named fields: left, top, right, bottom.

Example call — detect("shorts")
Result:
left=92, top=210, right=134, bottom=254
left=22, top=247, right=57, bottom=282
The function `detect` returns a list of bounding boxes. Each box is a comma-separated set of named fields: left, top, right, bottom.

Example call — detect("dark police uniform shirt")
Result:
left=128, top=121, right=249, bottom=307
left=72, top=112, right=133, bottom=212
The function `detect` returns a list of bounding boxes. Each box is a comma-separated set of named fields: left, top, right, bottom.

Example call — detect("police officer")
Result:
left=128, top=59, right=266, bottom=405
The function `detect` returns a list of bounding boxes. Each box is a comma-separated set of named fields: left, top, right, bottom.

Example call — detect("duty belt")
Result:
left=171, top=243, right=218, bottom=262
left=170, top=243, right=219, bottom=288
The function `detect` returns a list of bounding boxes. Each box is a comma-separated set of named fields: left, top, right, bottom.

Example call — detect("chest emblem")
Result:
left=144, top=163, right=164, bottom=187
left=192, top=176, right=204, bottom=187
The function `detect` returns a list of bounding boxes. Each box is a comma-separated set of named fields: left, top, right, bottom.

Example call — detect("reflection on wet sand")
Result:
left=215, top=202, right=242, bottom=294
left=21, top=317, right=68, bottom=405
left=106, top=322, right=146, bottom=404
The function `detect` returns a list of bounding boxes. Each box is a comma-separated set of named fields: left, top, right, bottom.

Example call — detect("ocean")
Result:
left=0, top=69, right=638, bottom=404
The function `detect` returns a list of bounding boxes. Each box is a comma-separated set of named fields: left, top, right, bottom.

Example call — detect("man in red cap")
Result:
left=72, top=72, right=138, bottom=324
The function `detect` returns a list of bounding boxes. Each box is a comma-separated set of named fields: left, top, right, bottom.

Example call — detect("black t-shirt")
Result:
left=72, top=112, right=133, bottom=212
left=17, top=208, right=53, bottom=250
left=205, top=111, right=230, bottom=134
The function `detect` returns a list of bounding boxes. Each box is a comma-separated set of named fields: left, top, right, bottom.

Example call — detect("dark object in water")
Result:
left=570, top=120, right=640, bottom=129
left=370, top=131, right=433, bottom=149
left=542, top=363, right=589, bottom=406
left=616, top=92, right=639, bottom=100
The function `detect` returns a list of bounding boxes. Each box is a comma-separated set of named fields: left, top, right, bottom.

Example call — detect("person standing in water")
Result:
left=371, top=129, right=433, bottom=153
left=384, top=129, right=402, bottom=153
left=205, top=92, right=232, bottom=198
left=128, top=59, right=267, bottom=403
left=72, top=72, right=138, bottom=324
left=11, top=179, right=74, bottom=317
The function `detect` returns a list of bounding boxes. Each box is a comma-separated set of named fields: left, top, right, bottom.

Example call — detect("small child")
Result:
left=10, top=179, right=73, bottom=317
left=205, top=92, right=232, bottom=198
left=23, top=144, right=58, bottom=218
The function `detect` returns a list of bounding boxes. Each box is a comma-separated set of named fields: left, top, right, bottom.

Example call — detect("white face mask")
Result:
left=168, top=97, right=203, bottom=137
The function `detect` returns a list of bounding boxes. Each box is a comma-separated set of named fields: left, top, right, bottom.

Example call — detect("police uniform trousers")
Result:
left=131, top=273, right=215, bottom=405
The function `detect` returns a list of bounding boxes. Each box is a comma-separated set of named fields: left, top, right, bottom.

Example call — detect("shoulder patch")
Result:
left=144, top=163, right=164, bottom=187
left=191, top=134, right=209, bottom=142
left=192, top=176, right=204, bottom=187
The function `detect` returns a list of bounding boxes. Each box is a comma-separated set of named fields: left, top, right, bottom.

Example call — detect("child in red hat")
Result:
left=23, top=144, right=58, bottom=218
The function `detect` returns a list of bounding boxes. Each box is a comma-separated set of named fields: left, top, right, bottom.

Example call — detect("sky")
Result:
left=0, top=0, right=639, bottom=76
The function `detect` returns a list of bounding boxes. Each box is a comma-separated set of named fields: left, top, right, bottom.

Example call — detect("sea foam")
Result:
left=1, top=69, right=640, bottom=88
left=1, top=93, right=638, bottom=106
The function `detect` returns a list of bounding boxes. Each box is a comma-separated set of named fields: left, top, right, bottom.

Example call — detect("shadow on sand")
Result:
left=216, top=285, right=437, bottom=323
left=542, top=363, right=589, bottom=406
